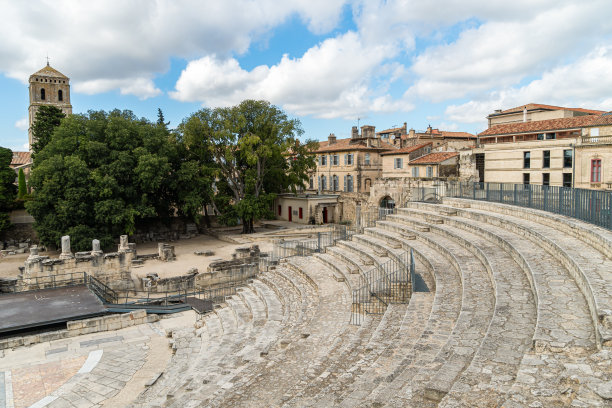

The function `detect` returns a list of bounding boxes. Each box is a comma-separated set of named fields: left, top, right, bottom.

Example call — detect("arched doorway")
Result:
left=379, top=196, right=395, bottom=209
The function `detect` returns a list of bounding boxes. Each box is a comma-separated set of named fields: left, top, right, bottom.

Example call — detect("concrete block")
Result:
left=131, top=310, right=147, bottom=319
left=67, top=321, right=83, bottom=331
left=107, top=322, right=122, bottom=331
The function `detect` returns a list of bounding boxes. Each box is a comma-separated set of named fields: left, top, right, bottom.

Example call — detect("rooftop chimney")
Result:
left=351, top=126, right=359, bottom=139
left=523, top=106, right=527, bottom=123
left=494, top=109, right=502, bottom=113
left=427, top=124, right=432, bottom=134
left=328, top=133, right=336, bottom=144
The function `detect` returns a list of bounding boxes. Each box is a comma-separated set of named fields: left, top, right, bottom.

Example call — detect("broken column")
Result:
left=91, top=239, right=103, bottom=256
left=118, top=235, right=129, bottom=252
left=59, top=235, right=74, bottom=260
left=158, top=243, right=176, bottom=261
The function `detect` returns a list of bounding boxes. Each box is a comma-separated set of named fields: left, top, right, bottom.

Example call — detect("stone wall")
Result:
left=21, top=235, right=135, bottom=290
left=336, top=192, right=370, bottom=224
left=195, top=245, right=260, bottom=288
left=459, top=150, right=479, bottom=182
left=0, top=310, right=158, bottom=350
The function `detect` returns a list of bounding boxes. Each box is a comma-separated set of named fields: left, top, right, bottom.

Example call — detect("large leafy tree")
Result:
left=26, top=109, right=195, bottom=251
left=181, top=100, right=318, bottom=233
left=0, top=147, right=16, bottom=235
left=31, top=105, right=66, bottom=155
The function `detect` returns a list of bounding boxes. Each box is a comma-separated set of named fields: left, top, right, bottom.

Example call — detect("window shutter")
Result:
left=344, top=175, right=347, bottom=191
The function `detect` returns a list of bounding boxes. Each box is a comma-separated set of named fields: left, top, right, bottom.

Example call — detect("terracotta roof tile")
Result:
left=316, top=137, right=396, bottom=153
left=380, top=142, right=432, bottom=156
left=377, top=126, right=404, bottom=134
left=30, top=64, right=69, bottom=79
left=409, top=151, right=458, bottom=165
left=11, top=151, right=31, bottom=166
left=589, top=112, right=612, bottom=126
left=492, top=103, right=605, bottom=116
left=479, top=115, right=598, bottom=137
left=440, top=131, right=476, bottom=139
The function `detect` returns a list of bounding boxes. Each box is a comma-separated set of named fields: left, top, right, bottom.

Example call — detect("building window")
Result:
left=412, top=167, right=419, bottom=178
left=563, top=173, right=572, bottom=187
left=320, top=175, right=326, bottom=190
left=426, top=166, right=433, bottom=178
left=320, top=155, right=327, bottom=166
left=332, top=154, right=339, bottom=166
left=591, top=159, right=602, bottom=183
left=523, top=151, right=531, bottom=169
left=591, top=127, right=600, bottom=142
left=299, top=208, right=303, bottom=219
left=278, top=205, right=282, bottom=215
left=345, top=153, right=353, bottom=165
left=364, top=153, right=370, bottom=165
left=543, top=173, right=550, bottom=186
left=537, top=133, right=544, bottom=140
left=523, top=173, right=530, bottom=185
left=542, top=150, right=550, bottom=168
left=40, top=88, right=46, bottom=100
left=345, top=175, right=353, bottom=192
left=546, top=132, right=556, bottom=140
left=309, top=176, right=313, bottom=189
left=394, top=158, right=403, bottom=169
left=563, top=149, right=573, bottom=168
left=332, top=175, right=339, bottom=191
left=58, top=89, right=63, bottom=101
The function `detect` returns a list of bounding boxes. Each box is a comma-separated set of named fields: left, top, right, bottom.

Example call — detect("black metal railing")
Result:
left=350, top=249, right=412, bottom=325
left=424, top=181, right=612, bottom=230
left=271, top=224, right=357, bottom=258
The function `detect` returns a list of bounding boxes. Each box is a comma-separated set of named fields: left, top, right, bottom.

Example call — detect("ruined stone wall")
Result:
left=459, top=150, right=479, bottom=182
left=21, top=235, right=135, bottom=290
left=337, top=192, right=369, bottom=224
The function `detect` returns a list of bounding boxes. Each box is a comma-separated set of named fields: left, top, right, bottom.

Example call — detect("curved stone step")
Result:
left=380, top=213, right=496, bottom=406
left=345, top=219, right=464, bottom=406
left=315, top=251, right=362, bottom=291
left=441, top=198, right=612, bottom=347
left=210, top=255, right=355, bottom=407
left=401, top=204, right=598, bottom=352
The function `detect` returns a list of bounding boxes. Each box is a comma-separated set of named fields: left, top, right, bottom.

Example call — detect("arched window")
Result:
left=58, top=90, right=63, bottom=101
left=40, top=88, right=46, bottom=100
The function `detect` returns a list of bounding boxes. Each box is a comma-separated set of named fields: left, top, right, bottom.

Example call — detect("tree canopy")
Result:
left=26, top=109, right=206, bottom=250
left=180, top=100, right=318, bottom=233
left=31, top=105, right=66, bottom=155
left=0, top=147, right=16, bottom=235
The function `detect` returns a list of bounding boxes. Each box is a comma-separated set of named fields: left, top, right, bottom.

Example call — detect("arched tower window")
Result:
left=40, top=88, right=46, bottom=100
left=58, top=90, right=63, bottom=101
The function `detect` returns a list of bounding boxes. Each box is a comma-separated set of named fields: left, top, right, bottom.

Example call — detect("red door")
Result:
left=288, top=206, right=292, bottom=222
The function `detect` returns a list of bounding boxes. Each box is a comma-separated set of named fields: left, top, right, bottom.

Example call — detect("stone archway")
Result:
left=379, top=195, right=395, bottom=209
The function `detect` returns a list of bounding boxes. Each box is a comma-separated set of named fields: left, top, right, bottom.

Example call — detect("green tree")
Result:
left=0, top=147, right=16, bottom=234
left=17, top=168, right=27, bottom=199
left=31, top=105, right=66, bottom=155
left=182, top=100, right=318, bottom=233
left=26, top=109, right=185, bottom=251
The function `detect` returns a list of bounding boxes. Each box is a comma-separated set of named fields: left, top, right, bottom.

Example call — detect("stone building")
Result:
left=477, top=105, right=611, bottom=189
left=380, top=142, right=432, bottom=178
left=389, top=125, right=476, bottom=150
left=28, top=63, right=72, bottom=150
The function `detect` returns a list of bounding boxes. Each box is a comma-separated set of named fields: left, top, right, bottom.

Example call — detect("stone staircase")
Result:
left=124, top=198, right=610, bottom=408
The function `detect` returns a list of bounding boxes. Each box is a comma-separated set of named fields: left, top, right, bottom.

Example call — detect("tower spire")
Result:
left=46, top=54, right=50, bottom=66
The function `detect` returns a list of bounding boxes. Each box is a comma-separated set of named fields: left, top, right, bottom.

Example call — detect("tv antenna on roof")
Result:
left=357, top=117, right=360, bottom=128
left=46, top=54, right=50, bottom=66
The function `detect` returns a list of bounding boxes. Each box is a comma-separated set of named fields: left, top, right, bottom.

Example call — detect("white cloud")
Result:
left=0, top=0, right=349, bottom=98
left=171, top=31, right=413, bottom=118
left=445, top=46, right=612, bottom=124
left=75, top=78, right=161, bottom=100
left=407, top=1, right=612, bottom=102
left=14, top=117, right=28, bottom=131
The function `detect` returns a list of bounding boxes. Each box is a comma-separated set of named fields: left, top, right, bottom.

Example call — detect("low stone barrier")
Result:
left=0, top=310, right=159, bottom=350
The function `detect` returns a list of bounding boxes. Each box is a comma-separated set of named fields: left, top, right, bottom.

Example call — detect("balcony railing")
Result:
left=581, top=135, right=612, bottom=145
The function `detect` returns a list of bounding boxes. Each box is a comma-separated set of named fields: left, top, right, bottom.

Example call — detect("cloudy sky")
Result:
left=1, top=0, right=611, bottom=151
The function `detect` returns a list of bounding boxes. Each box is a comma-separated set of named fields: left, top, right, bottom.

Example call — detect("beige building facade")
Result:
left=479, top=105, right=612, bottom=190
left=381, top=142, right=432, bottom=178
left=307, top=125, right=395, bottom=195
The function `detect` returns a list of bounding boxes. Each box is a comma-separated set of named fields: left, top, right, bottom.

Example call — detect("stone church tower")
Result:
left=28, top=62, right=72, bottom=150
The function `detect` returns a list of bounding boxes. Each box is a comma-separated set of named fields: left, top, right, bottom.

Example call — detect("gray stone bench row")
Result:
left=379, top=213, right=497, bottom=406
left=442, top=198, right=612, bottom=348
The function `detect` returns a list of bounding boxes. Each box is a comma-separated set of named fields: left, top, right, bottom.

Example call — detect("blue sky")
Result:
left=1, top=0, right=611, bottom=152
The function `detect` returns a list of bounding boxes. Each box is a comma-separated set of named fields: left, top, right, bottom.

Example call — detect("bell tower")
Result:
left=28, top=62, right=72, bottom=151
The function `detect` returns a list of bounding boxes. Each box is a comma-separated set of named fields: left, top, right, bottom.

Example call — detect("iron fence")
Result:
left=350, top=249, right=412, bottom=325
left=272, top=224, right=357, bottom=258
left=428, top=181, right=612, bottom=230
left=361, top=207, right=397, bottom=230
